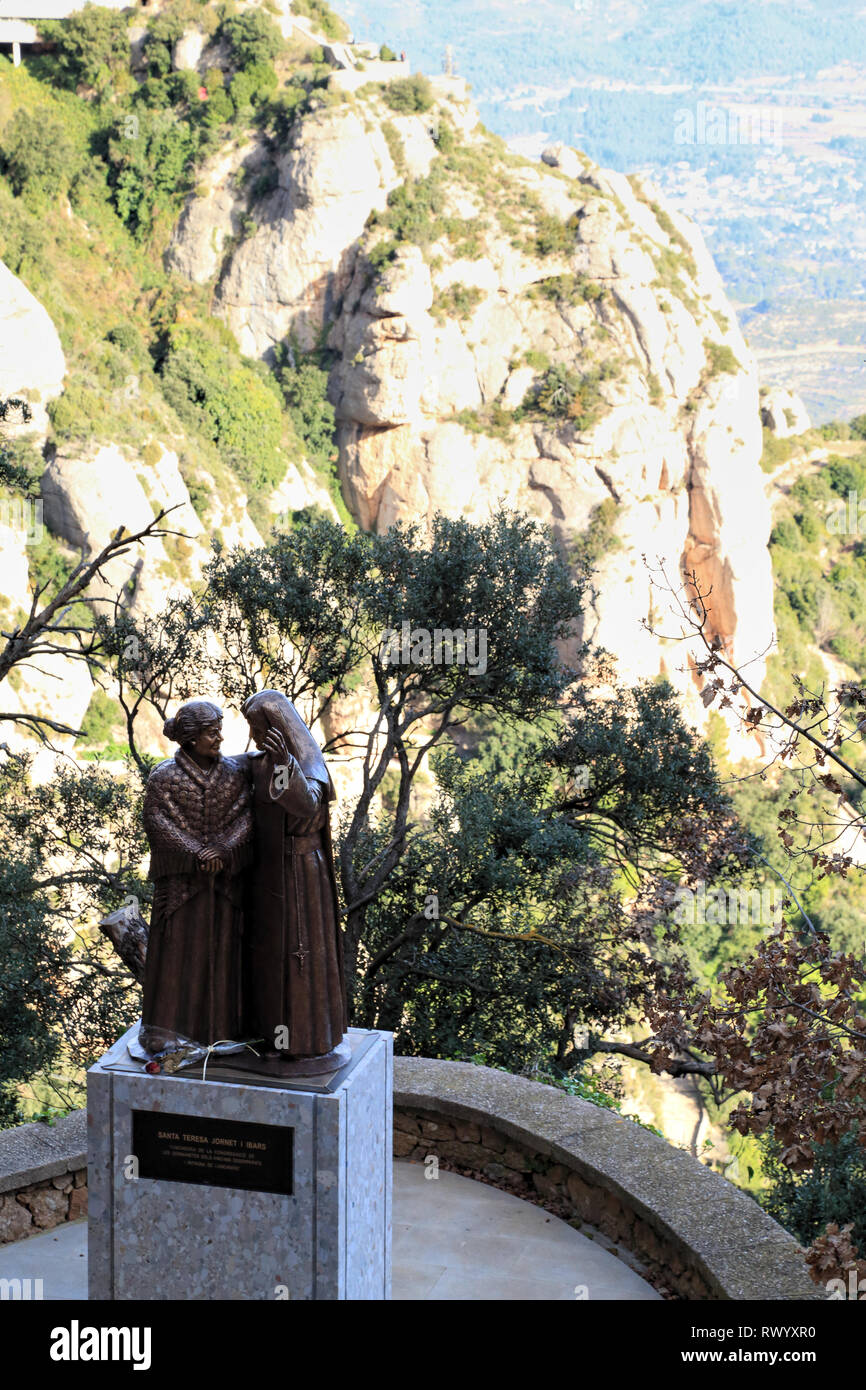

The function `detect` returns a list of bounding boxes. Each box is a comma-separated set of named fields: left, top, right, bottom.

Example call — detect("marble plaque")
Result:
left=131, top=1110, right=294, bottom=1196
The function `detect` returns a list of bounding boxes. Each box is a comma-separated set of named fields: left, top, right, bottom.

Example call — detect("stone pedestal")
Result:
left=87, top=1026, right=392, bottom=1301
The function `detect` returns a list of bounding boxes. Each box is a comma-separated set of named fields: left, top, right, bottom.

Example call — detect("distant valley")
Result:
left=342, top=0, right=866, bottom=423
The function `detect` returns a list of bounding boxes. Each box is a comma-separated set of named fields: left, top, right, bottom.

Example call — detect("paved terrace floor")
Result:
left=0, top=1160, right=659, bottom=1301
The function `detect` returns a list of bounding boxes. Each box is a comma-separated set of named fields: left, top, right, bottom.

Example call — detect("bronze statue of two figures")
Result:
left=139, top=691, right=349, bottom=1075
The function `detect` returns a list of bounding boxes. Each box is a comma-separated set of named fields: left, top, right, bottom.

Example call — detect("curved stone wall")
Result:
left=0, top=1111, right=87, bottom=1244
left=393, top=1058, right=820, bottom=1301
left=0, top=1059, right=820, bottom=1300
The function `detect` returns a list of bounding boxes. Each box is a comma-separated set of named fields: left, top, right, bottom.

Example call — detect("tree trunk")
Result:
left=98, top=901, right=149, bottom=983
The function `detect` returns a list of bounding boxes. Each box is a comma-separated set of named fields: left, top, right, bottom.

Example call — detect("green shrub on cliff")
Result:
left=290, top=0, right=348, bottom=40
left=159, top=326, right=286, bottom=491
left=219, top=10, right=285, bottom=69
left=530, top=272, right=605, bottom=306
left=276, top=353, right=336, bottom=466
left=704, top=339, right=741, bottom=377
left=384, top=74, right=434, bottom=114
left=106, top=109, right=198, bottom=237
left=519, top=360, right=618, bottom=431
left=141, top=10, right=185, bottom=79
left=230, top=61, right=279, bottom=111
left=39, top=4, right=131, bottom=93
left=0, top=110, right=84, bottom=200
left=433, top=283, right=484, bottom=321
left=534, top=212, right=578, bottom=257
left=369, top=163, right=446, bottom=256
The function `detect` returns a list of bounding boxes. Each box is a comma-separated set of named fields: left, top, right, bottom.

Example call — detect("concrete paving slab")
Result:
left=393, top=1160, right=659, bottom=1300
left=0, top=1160, right=659, bottom=1301
left=390, top=1261, right=447, bottom=1298
left=0, top=1219, right=88, bottom=1300
left=419, top=1268, right=591, bottom=1301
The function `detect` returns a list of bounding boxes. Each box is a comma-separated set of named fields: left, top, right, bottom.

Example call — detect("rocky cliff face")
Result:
left=331, top=145, right=773, bottom=730
left=761, top=385, right=811, bottom=439
left=0, top=259, right=66, bottom=443
left=1, top=64, right=775, bottom=758
left=205, top=92, right=463, bottom=356
left=165, top=84, right=773, bottom=748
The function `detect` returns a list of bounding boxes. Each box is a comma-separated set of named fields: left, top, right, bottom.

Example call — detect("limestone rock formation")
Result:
left=40, top=440, right=263, bottom=614
left=213, top=103, right=439, bottom=357
left=761, top=385, right=811, bottom=438
left=269, top=457, right=341, bottom=522
left=171, top=26, right=206, bottom=72
left=164, top=139, right=268, bottom=286
left=1, top=66, right=783, bottom=762
left=332, top=133, right=773, bottom=743
left=42, top=443, right=158, bottom=557
left=159, top=78, right=778, bottom=749
left=0, top=260, right=65, bottom=445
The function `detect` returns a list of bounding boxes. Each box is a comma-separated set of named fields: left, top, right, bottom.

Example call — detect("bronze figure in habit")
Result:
left=241, top=690, right=348, bottom=1064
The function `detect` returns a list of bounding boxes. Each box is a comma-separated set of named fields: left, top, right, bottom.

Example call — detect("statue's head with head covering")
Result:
left=241, top=690, right=329, bottom=788
left=163, top=699, right=223, bottom=750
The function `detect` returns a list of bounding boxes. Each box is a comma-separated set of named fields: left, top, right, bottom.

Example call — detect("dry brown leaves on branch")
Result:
left=805, top=1223, right=866, bottom=1290
left=647, top=925, right=866, bottom=1172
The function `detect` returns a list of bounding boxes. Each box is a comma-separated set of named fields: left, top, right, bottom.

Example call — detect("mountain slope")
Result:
left=0, top=0, right=775, bottom=762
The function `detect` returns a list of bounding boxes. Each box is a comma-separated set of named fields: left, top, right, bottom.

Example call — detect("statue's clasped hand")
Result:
left=198, top=846, right=224, bottom=874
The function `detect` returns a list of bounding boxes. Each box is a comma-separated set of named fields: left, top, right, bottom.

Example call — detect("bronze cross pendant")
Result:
left=294, top=945, right=308, bottom=972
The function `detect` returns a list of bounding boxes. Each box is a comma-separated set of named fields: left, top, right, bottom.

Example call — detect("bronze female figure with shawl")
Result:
left=241, top=690, right=348, bottom=1065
